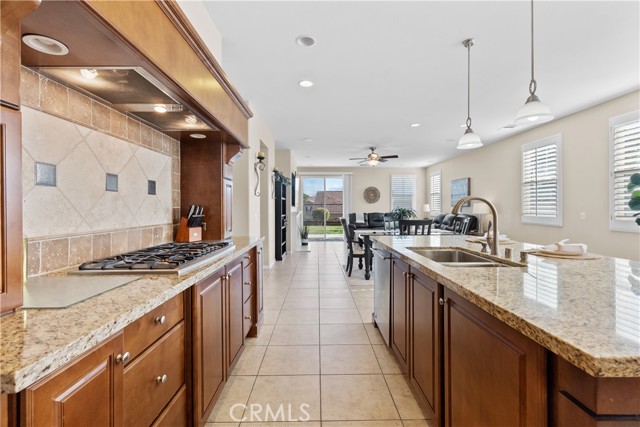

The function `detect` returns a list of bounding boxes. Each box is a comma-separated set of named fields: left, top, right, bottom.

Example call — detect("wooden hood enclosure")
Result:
left=0, top=0, right=251, bottom=315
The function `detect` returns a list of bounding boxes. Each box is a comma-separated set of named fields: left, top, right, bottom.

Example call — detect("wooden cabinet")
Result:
left=391, top=259, right=409, bottom=372
left=443, top=288, right=547, bottom=427
left=274, top=179, right=287, bottom=260
left=410, top=268, right=442, bottom=423
left=226, top=256, right=244, bottom=369
left=192, top=267, right=226, bottom=426
left=21, top=333, right=124, bottom=427
left=223, top=178, right=233, bottom=239
left=256, top=243, right=264, bottom=326
left=0, top=107, right=23, bottom=315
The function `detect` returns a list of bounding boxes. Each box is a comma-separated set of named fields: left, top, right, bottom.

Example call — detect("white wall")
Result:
left=297, top=166, right=428, bottom=216
left=176, top=1, right=223, bottom=62
left=426, top=91, right=640, bottom=260
left=275, top=149, right=298, bottom=249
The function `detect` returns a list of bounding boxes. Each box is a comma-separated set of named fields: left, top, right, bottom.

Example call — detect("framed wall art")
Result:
left=451, top=177, right=470, bottom=207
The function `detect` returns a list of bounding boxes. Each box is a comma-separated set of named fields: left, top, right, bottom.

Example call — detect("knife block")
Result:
left=176, top=217, right=202, bottom=242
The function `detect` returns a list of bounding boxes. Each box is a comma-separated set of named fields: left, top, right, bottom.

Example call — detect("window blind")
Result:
left=521, top=135, right=562, bottom=226
left=429, top=172, right=442, bottom=215
left=391, top=175, right=416, bottom=210
left=611, top=117, right=640, bottom=223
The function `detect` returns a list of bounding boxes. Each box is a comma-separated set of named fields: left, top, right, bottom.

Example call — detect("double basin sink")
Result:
left=409, top=248, right=520, bottom=268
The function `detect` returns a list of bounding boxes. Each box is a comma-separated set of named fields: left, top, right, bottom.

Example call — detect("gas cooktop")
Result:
left=77, top=241, right=235, bottom=276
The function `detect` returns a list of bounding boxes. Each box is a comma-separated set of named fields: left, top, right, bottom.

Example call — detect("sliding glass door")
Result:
left=301, top=176, right=344, bottom=241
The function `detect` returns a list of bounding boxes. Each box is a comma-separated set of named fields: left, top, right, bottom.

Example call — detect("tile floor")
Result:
left=206, top=241, right=432, bottom=427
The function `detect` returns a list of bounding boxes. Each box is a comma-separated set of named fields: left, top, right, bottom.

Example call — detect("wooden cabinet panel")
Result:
left=0, top=107, right=23, bottom=315
left=443, top=288, right=547, bottom=427
left=123, top=293, right=184, bottom=361
left=192, top=268, right=226, bottom=426
left=410, top=269, right=441, bottom=422
left=227, top=257, right=244, bottom=369
left=151, top=385, right=187, bottom=427
left=123, top=322, right=185, bottom=427
left=256, top=244, right=264, bottom=325
left=223, top=178, right=233, bottom=239
left=243, top=297, right=254, bottom=338
left=22, top=333, right=123, bottom=427
left=391, top=259, right=409, bottom=372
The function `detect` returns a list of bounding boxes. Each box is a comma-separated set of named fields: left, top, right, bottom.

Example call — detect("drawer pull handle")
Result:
left=244, top=315, right=252, bottom=320
left=244, top=282, right=251, bottom=286
left=116, top=352, right=130, bottom=364
left=155, top=315, right=167, bottom=325
left=156, top=374, right=168, bottom=384
left=244, top=255, right=251, bottom=261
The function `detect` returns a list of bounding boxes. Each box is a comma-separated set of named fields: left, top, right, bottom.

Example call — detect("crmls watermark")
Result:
left=229, top=403, right=312, bottom=422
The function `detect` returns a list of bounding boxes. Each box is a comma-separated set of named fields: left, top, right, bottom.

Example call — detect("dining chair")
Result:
left=340, top=218, right=367, bottom=276
left=383, top=214, right=398, bottom=231
left=452, top=217, right=471, bottom=235
left=399, top=219, right=433, bottom=235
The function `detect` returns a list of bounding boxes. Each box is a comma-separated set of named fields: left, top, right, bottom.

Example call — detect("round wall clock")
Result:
left=363, top=186, right=380, bottom=204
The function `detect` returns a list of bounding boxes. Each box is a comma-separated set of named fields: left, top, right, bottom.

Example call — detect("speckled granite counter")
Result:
left=0, top=236, right=263, bottom=394
left=372, top=235, right=640, bottom=378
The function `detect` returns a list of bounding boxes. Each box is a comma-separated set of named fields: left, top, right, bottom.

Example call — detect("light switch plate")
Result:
left=106, top=173, right=118, bottom=192
left=148, top=180, right=156, bottom=195
left=35, top=162, right=56, bottom=186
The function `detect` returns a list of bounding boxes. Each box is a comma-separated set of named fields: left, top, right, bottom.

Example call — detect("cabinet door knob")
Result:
left=244, top=315, right=252, bottom=320
left=156, top=374, right=168, bottom=384
left=155, top=315, right=166, bottom=325
left=244, top=281, right=251, bottom=286
left=244, top=255, right=251, bottom=261
left=116, top=352, right=130, bottom=364
left=439, top=298, right=448, bottom=306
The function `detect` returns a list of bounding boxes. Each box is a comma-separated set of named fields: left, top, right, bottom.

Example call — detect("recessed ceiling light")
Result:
left=459, top=124, right=467, bottom=128
left=295, top=35, right=316, bottom=47
left=190, top=133, right=206, bottom=139
left=410, top=123, right=421, bottom=127
left=302, top=138, right=313, bottom=143
left=299, top=80, right=314, bottom=88
left=154, top=104, right=168, bottom=113
left=79, top=68, right=98, bottom=80
left=22, top=34, right=69, bottom=56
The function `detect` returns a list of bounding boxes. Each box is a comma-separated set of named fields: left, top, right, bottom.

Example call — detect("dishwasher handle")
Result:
left=371, top=248, right=393, bottom=260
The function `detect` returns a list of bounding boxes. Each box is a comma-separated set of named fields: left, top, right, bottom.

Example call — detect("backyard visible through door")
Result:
left=301, top=176, right=344, bottom=241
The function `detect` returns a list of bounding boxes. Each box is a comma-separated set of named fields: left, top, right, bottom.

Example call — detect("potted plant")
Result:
left=629, top=173, right=640, bottom=226
left=391, top=207, right=417, bottom=219
left=299, top=225, right=309, bottom=246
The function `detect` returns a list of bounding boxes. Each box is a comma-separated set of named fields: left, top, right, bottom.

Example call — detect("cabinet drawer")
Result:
left=243, top=297, right=254, bottom=337
left=243, top=265, right=253, bottom=302
left=152, top=384, right=187, bottom=427
left=124, top=293, right=183, bottom=361
left=124, top=322, right=185, bottom=427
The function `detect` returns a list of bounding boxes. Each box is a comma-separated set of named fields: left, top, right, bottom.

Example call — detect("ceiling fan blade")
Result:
left=349, top=157, right=367, bottom=160
left=379, top=155, right=399, bottom=159
left=378, top=158, right=388, bottom=163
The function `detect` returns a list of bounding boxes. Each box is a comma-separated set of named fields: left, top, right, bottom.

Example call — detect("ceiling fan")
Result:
left=349, top=147, right=399, bottom=166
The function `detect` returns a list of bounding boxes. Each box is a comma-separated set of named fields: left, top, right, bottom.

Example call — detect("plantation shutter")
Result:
left=429, top=172, right=442, bottom=215
left=391, top=175, right=416, bottom=210
left=611, top=117, right=640, bottom=222
left=521, top=135, right=563, bottom=226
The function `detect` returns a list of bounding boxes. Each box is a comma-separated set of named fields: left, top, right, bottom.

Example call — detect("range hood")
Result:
left=33, top=66, right=217, bottom=133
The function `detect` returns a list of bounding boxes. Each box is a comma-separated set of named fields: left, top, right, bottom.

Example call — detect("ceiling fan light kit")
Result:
left=458, top=38, right=483, bottom=150
left=515, top=0, right=554, bottom=126
left=349, top=146, right=399, bottom=167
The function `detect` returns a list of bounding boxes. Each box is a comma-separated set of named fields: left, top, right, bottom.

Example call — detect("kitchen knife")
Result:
left=187, top=205, right=197, bottom=227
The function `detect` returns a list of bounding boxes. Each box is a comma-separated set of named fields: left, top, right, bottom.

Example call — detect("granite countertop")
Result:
left=372, top=234, right=640, bottom=378
left=0, top=236, right=263, bottom=394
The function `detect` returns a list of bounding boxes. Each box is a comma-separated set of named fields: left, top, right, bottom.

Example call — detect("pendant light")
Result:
left=458, top=38, right=482, bottom=150
left=514, top=0, right=554, bottom=125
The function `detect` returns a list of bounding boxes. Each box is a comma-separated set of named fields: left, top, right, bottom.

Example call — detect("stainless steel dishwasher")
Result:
left=372, top=243, right=392, bottom=346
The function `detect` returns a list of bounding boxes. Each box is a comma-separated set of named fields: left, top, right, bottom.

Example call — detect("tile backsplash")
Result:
left=21, top=67, right=181, bottom=276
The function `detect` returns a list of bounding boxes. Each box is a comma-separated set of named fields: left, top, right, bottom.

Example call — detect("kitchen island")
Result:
left=372, top=234, right=640, bottom=426
left=0, top=236, right=263, bottom=426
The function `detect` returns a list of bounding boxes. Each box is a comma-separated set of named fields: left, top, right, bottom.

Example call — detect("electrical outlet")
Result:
left=580, top=212, right=586, bottom=220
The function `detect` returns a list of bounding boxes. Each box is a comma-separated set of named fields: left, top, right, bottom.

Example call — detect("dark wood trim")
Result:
left=157, top=1, right=253, bottom=120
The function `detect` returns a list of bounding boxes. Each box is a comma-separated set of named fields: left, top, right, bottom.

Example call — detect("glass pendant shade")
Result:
left=457, top=128, right=482, bottom=150
left=514, top=96, right=554, bottom=125
left=367, top=159, right=379, bottom=166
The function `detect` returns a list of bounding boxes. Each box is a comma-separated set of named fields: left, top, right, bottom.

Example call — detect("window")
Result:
left=521, top=135, right=563, bottom=226
left=609, top=110, right=640, bottom=232
left=390, top=175, right=416, bottom=210
left=429, top=171, right=442, bottom=215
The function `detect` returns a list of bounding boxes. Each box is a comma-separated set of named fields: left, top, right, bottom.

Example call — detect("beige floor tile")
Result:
left=230, top=345, right=267, bottom=376
left=372, top=344, right=404, bottom=374
left=245, top=325, right=274, bottom=346
left=385, top=374, right=428, bottom=419
left=246, top=375, right=320, bottom=422
left=359, top=307, right=374, bottom=323
left=364, top=323, right=386, bottom=345
left=320, top=324, right=370, bottom=345
left=263, top=296, right=285, bottom=309
left=320, top=297, right=357, bottom=309
left=259, top=345, right=319, bottom=375
left=319, top=288, right=352, bottom=298
left=290, top=281, right=319, bottom=289
left=402, top=420, right=434, bottom=427
left=270, top=324, right=319, bottom=345
left=286, top=288, right=319, bottom=298
left=320, top=309, right=362, bottom=324
left=240, top=423, right=320, bottom=427
left=208, top=375, right=256, bottom=422
left=282, top=296, right=319, bottom=309
left=262, top=309, right=281, bottom=325
left=277, top=309, right=319, bottom=325
left=264, top=288, right=289, bottom=298
left=323, top=422, right=403, bottom=427
left=319, top=281, right=349, bottom=289
left=321, top=344, right=381, bottom=374
left=321, top=375, right=399, bottom=421
left=354, top=295, right=374, bottom=309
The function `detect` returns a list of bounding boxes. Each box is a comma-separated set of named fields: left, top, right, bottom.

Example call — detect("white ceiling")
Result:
left=202, top=1, right=639, bottom=168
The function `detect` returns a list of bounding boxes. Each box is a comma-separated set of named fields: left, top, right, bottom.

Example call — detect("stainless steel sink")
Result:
left=408, top=248, right=514, bottom=267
